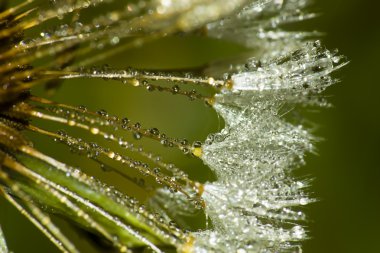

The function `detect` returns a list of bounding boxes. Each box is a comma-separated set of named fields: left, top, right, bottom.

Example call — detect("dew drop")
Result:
left=108, top=151, right=116, bottom=159
left=146, top=84, right=155, bottom=91
left=312, top=65, right=324, bottom=73
left=131, top=79, right=140, bottom=86
left=205, top=97, right=215, bottom=106
left=121, top=117, right=129, bottom=125
left=291, top=225, right=305, bottom=239
left=110, top=36, right=120, bottom=45
left=188, top=89, right=197, bottom=100
left=192, top=141, right=202, bottom=148
left=90, top=127, right=99, bottom=135
left=182, top=147, right=190, bottom=155
left=207, top=77, right=215, bottom=85
left=97, top=109, right=108, bottom=117
left=67, top=120, right=76, bottom=126
left=299, top=198, right=308, bottom=205
left=23, top=75, right=33, bottom=83
left=171, top=85, right=180, bottom=94
left=332, top=56, right=341, bottom=63
left=149, top=128, right=159, bottom=136
left=133, top=132, right=142, bottom=140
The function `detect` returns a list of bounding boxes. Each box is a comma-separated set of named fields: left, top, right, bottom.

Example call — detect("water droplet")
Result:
left=133, top=132, right=142, bottom=140
left=313, top=40, right=321, bottom=48
left=169, top=221, right=177, bottom=229
left=131, top=79, right=140, bottom=86
left=90, top=127, right=99, bottom=135
left=121, top=117, right=129, bottom=125
left=171, top=85, right=180, bottom=94
left=146, top=84, right=155, bottom=91
left=149, top=128, right=159, bottom=135
left=299, top=198, right=308, bottom=205
left=207, top=77, right=215, bottom=85
left=182, top=147, right=190, bottom=154
left=22, top=75, right=33, bottom=83
left=205, top=97, right=215, bottom=106
left=110, top=36, right=120, bottom=45
left=108, top=151, right=116, bottom=159
left=192, top=141, right=202, bottom=148
left=188, top=89, right=197, bottom=100
left=291, top=225, right=305, bottom=239
left=312, top=65, right=324, bottom=73
left=57, top=130, right=67, bottom=137
left=193, top=199, right=203, bottom=209
left=97, top=109, right=108, bottom=117
left=332, top=56, right=341, bottom=63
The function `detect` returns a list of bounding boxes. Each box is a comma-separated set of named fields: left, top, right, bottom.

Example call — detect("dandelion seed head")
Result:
left=0, top=0, right=346, bottom=252
left=193, top=16, right=344, bottom=253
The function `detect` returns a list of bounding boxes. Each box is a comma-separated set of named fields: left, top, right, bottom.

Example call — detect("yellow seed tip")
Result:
left=180, top=236, right=195, bottom=253
left=192, top=147, right=202, bottom=158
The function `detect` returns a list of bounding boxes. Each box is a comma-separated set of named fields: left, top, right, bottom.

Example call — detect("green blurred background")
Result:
left=1, top=0, right=380, bottom=252
left=302, top=0, right=380, bottom=252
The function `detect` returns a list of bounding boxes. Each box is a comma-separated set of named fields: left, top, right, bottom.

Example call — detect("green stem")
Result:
left=0, top=226, right=9, bottom=253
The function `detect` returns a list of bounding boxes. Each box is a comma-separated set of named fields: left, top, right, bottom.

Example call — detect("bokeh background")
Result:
left=1, top=0, right=379, bottom=252
left=302, top=0, right=380, bottom=252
